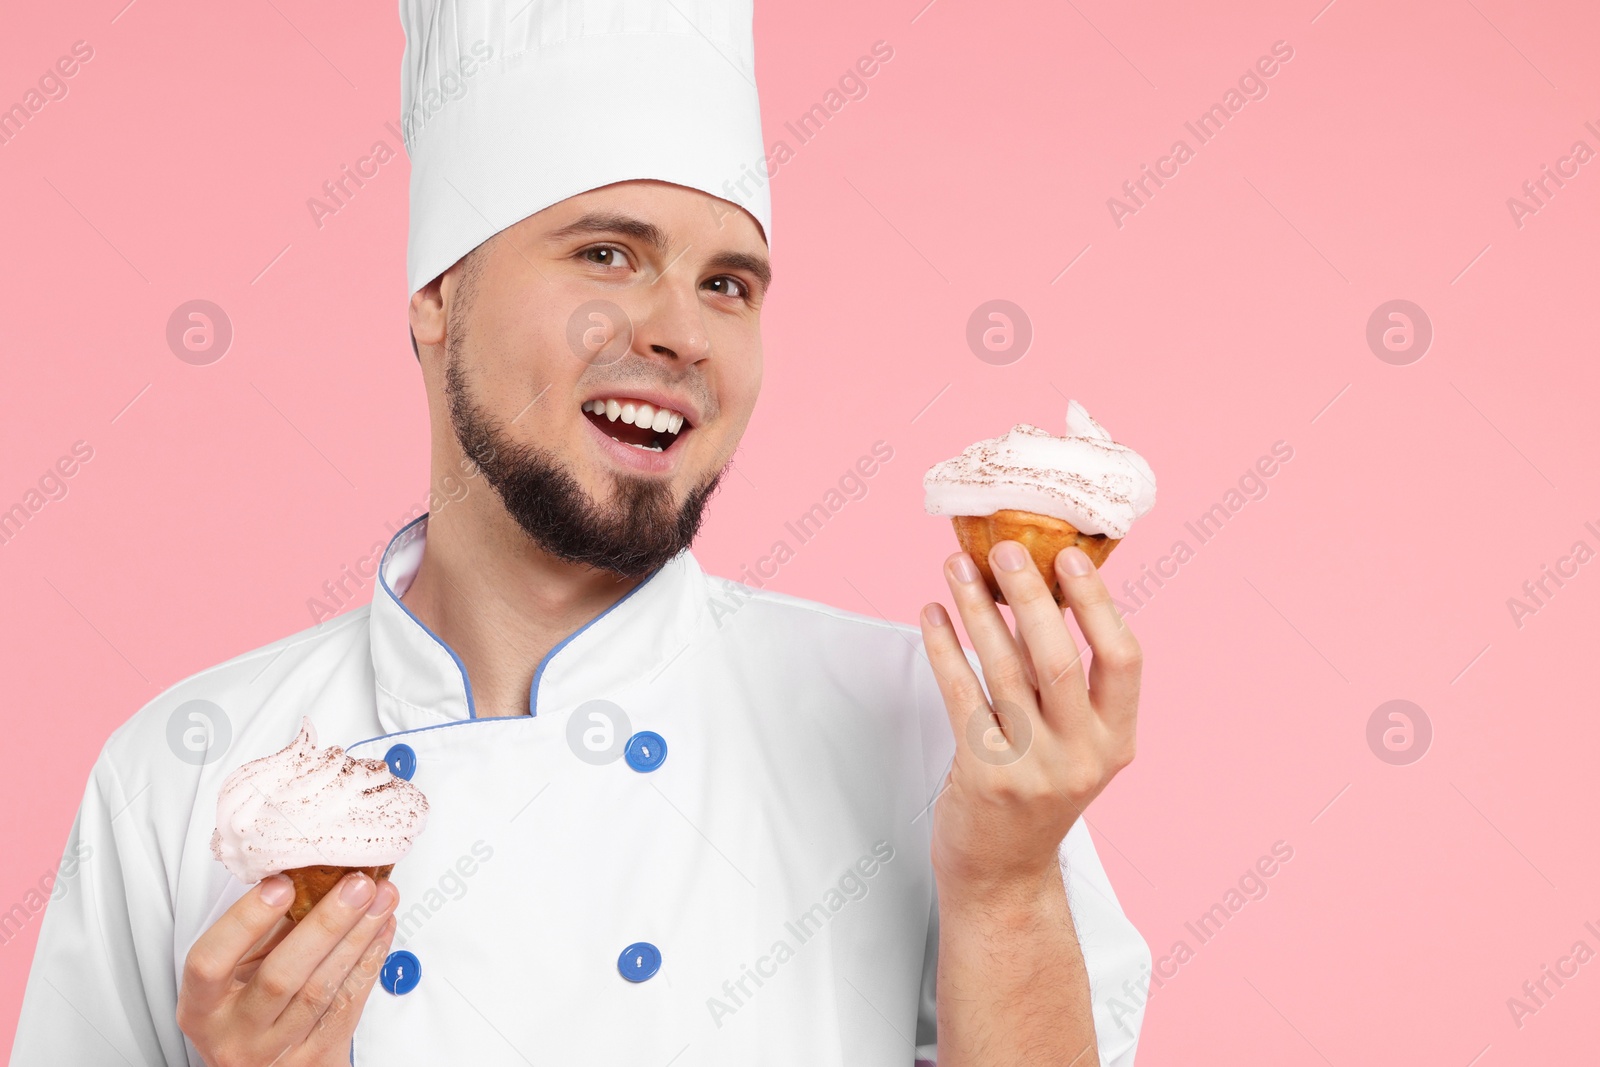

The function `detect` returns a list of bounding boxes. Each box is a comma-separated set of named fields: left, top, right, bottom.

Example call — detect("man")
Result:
left=11, top=2, right=1151, bottom=1064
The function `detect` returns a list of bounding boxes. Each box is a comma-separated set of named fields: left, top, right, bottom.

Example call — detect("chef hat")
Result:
left=399, top=0, right=771, bottom=296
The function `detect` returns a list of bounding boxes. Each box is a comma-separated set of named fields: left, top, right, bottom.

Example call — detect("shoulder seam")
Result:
left=703, top=575, right=920, bottom=637
left=140, top=607, right=372, bottom=703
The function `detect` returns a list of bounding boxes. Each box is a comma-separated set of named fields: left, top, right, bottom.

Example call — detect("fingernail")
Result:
left=341, top=873, right=376, bottom=908
left=922, top=603, right=949, bottom=628
left=368, top=879, right=398, bottom=917
left=992, top=541, right=1029, bottom=572
left=949, top=554, right=979, bottom=584
left=259, top=875, right=292, bottom=908
left=1059, top=546, right=1092, bottom=576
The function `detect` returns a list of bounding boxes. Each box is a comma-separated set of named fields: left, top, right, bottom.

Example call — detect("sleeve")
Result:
left=9, top=752, right=189, bottom=1067
left=913, top=823, right=1153, bottom=1066
left=912, top=648, right=1154, bottom=1066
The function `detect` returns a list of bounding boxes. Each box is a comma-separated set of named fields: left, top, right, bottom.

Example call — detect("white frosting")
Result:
left=210, top=717, right=429, bottom=884
left=923, top=400, right=1156, bottom=538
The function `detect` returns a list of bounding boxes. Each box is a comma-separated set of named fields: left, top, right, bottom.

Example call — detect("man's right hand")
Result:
left=177, top=871, right=399, bottom=1066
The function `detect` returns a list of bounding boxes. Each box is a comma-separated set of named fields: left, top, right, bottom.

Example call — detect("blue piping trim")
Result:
left=346, top=714, right=515, bottom=755
left=360, top=512, right=668, bottom=746
left=377, top=514, right=478, bottom=719
left=526, top=571, right=654, bottom=717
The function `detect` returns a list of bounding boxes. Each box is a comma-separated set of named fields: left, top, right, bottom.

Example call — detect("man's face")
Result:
left=419, top=181, right=770, bottom=577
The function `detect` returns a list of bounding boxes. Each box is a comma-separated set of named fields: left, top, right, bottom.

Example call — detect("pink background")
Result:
left=4, top=0, right=1598, bottom=1061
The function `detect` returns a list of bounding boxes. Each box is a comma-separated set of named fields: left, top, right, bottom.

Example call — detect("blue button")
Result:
left=618, top=942, right=661, bottom=982
left=624, top=731, right=667, bottom=772
left=380, top=950, right=421, bottom=995
left=384, top=743, right=417, bottom=780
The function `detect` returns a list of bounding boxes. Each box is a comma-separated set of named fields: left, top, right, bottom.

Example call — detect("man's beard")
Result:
left=443, top=340, right=725, bottom=580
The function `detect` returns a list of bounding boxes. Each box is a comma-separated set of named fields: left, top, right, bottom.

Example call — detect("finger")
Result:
left=1056, top=546, right=1143, bottom=729
left=941, top=552, right=1037, bottom=711
left=275, top=879, right=400, bottom=1043
left=918, top=601, right=992, bottom=746
left=305, top=914, right=397, bottom=1055
left=988, top=541, right=1091, bottom=727
left=235, top=915, right=296, bottom=982
left=180, top=875, right=296, bottom=1015
left=237, top=872, right=380, bottom=1027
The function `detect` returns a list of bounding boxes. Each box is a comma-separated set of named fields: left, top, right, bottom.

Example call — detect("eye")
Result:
left=580, top=245, right=633, bottom=269
left=704, top=276, right=750, bottom=301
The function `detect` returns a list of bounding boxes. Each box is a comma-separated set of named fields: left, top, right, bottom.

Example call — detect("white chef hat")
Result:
left=399, top=0, right=771, bottom=296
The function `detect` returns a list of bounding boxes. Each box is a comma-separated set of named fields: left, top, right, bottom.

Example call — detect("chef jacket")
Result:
left=10, top=514, right=1151, bottom=1065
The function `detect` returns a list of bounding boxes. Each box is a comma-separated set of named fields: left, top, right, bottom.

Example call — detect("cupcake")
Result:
left=210, top=717, right=429, bottom=922
left=924, top=400, right=1156, bottom=605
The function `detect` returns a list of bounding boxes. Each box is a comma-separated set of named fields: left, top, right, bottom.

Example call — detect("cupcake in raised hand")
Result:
left=210, top=717, right=429, bottom=922
left=924, top=400, right=1156, bottom=605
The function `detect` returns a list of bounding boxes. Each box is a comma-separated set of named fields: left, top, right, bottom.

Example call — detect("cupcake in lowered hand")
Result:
left=210, top=717, right=429, bottom=921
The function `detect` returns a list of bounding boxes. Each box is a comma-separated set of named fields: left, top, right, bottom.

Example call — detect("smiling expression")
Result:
left=411, top=180, right=771, bottom=573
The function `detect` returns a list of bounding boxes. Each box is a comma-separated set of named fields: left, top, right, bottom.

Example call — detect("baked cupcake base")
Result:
left=951, top=509, right=1119, bottom=606
left=283, top=864, right=395, bottom=922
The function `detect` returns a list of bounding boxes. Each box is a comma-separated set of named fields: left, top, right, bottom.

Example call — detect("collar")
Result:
left=369, top=513, right=713, bottom=734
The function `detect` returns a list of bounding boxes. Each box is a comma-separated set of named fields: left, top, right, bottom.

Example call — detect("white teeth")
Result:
left=583, top=398, right=689, bottom=435
left=627, top=441, right=664, bottom=452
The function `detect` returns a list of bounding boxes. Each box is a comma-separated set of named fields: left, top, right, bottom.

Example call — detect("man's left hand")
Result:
left=918, top=539, right=1142, bottom=903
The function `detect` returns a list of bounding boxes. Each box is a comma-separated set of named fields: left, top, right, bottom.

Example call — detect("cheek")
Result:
left=721, top=341, right=764, bottom=422
left=472, top=308, right=586, bottom=411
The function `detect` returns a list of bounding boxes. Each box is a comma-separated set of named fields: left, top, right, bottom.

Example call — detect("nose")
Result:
left=628, top=275, right=712, bottom=364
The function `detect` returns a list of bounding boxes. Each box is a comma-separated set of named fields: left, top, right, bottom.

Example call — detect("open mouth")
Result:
left=581, top=397, right=691, bottom=453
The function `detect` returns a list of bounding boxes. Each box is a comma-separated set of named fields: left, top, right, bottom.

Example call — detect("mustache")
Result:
left=579, top=360, right=716, bottom=421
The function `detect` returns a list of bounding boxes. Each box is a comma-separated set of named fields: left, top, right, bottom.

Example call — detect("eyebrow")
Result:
left=544, top=212, right=669, bottom=253
left=546, top=211, right=773, bottom=294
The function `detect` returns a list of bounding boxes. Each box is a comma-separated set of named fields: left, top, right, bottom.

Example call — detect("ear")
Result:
left=409, top=276, right=447, bottom=357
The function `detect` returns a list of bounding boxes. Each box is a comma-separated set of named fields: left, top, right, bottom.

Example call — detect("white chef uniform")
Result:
left=11, top=515, right=1152, bottom=1065
left=15, top=0, right=1152, bottom=1060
